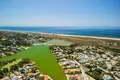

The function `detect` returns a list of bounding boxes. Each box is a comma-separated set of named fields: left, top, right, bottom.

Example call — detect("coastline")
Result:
left=0, top=29, right=120, bottom=41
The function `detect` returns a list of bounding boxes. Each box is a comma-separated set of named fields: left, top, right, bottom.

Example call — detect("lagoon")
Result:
left=0, top=45, right=66, bottom=80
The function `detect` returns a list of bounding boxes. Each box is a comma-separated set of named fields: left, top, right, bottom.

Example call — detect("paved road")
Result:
left=74, top=60, right=90, bottom=80
left=97, top=66, right=109, bottom=73
left=114, top=76, right=120, bottom=80
left=97, top=66, right=120, bottom=80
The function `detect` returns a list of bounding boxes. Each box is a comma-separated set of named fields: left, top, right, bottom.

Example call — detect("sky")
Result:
left=0, top=0, right=120, bottom=27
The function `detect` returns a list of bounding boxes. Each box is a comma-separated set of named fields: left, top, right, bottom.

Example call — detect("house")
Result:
left=106, top=62, right=112, bottom=69
left=69, top=74, right=81, bottom=80
left=103, top=74, right=113, bottom=80
left=64, top=68, right=80, bottom=74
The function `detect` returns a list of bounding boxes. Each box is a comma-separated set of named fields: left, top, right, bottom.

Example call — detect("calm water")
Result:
left=0, top=26, right=120, bottom=38
left=0, top=45, right=67, bottom=80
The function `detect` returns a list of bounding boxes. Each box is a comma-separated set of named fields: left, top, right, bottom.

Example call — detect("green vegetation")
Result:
left=2, top=59, right=22, bottom=70
left=43, top=39, right=73, bottom=46
left=86, top=68, right=103, bottom=80
left=0, top=45, right=66, bottom=80
left=1, top=37, right=7, bottom=41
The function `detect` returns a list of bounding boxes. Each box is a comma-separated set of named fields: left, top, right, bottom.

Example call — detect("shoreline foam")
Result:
left=0, top=29, right=120, bottom=41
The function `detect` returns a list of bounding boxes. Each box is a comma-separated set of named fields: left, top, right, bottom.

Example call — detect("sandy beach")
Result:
left=39, top=32, right=120, bottom=41
left=0, top=29, right=120, bottom=41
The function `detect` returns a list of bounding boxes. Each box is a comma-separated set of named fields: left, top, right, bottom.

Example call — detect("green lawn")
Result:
left=0, top=45, right=66, bottom=80
left=2, top=59, right=22, bottom=70
left=43, top=39, right=73, bottom=46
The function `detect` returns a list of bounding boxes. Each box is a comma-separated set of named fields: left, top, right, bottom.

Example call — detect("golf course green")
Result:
left=0, top=45, right=66, bottom=80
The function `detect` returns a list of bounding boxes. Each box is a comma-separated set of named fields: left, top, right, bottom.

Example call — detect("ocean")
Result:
left=0, top=26, right=120, bottom=38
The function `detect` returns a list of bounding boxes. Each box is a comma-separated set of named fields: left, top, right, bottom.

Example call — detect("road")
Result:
left=97, top=66, right=109, bottom=73
left=74, top=60, right=90, bottom=80
left=97, top=66, right=120, bottom=80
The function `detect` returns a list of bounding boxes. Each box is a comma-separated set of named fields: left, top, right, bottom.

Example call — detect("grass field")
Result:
left=0, top=45, right=66, bottom=80
left=43, top=39, right=73, bottom=46
left=2, top=59, right=22, bottom=70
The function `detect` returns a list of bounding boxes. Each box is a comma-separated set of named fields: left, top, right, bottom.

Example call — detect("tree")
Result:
left=0, top=70, right=4, bottom=79
left=39, top=76, right=45, bottom=80
left=95, top=68, right=102, bottom=74
left=20, top=69, right=24, bottom=73
left=18, top=61, right=23, bottom=67
left=22, top=58, right=30, bottom=64
left=3, top=68, right=8, bottom=73
left=10, top=64, right=18, bottom=72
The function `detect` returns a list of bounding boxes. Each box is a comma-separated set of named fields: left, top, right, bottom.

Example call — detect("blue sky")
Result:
left=0, top=0, right=120, bottom=27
